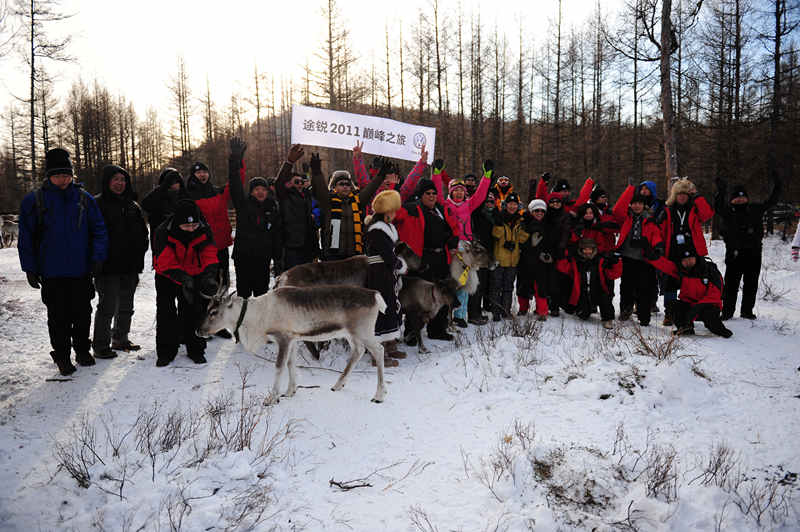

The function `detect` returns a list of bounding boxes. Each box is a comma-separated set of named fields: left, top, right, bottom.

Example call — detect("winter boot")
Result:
left=94, top=347, right=118, bottom=359
left=602, top=320, right=614, bottom=330
left=75, top=350, right=96, bottom=367
left=453, top=318, right=468, bottom=328
left=111, top=340, right=141, bottom=352
left=187, top=352, right=207, bottom=364
left=383, top=340, right=407, bottom=359
left=468, top=315, right=489, bottom=326
left=50, top=351, right=76, bottom=376
left=740, top=311, right=757, bottom=320
left=618, top=307, right=633, bottom=321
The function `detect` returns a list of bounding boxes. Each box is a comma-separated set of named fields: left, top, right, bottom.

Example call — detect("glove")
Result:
left=604, top=254, right=620, bottom=268
left=26, top=272, right=41, bottom=289
left=792, top=248, right=799, bottom=262
left=375, top=156, right=393, bottom=177
left=230, top=136, right=247, bottom=160
left=432, top=158, right=445, bottom=175
left=542, top=172, right=552, bottom=183
left=181, top=276, right=196, bottom=304
left=90, top=261, right=104, bottom=276
left=287, top=144, right=304, bottom=163
left=310, top=153, right=322, bottom=175
left=482, top=159, right=494, bottom=179
left=539, top=252, right=553, bottom=264
left=530, top=233, right=543, bottom=247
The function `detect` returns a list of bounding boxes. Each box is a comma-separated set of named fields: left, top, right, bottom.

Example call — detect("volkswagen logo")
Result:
left=413, top=132, right=427, bottom=149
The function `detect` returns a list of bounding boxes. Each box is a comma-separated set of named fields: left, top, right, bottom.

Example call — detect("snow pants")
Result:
left=620, top=258, right=657, bottom=325
left=92, top=273, right=139, bottom=351
left=234, top=253, right=271, bottom=299
left=722, top=247, right=761, bottom=317
left=491, top=266, right=517, bottom=317
left=41, top=277, right=93, bottom=357
left=155, top=274, right=206, bottom=363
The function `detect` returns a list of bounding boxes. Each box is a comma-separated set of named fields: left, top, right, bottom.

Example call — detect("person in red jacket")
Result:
left=153, top=199, right=220, bottom=366
left=557, top=238, right=622, bottom=329
left=656, top=178, right=714, bottom=325
left=662, top=249, right=732, bottom=338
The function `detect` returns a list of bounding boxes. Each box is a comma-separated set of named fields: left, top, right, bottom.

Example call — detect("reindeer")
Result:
left=1, top=221, right=18, bottom=248
left=198, top=285, right=389, bottom=403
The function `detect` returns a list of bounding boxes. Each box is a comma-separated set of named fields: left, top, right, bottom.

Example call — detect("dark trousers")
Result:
left=217, top=247, right=230, bottom=286
left=620, top=258, right=657, bottom=325
left=722, top=248, right=761, bottom=316
left=468, top=267, right=491, bottom=319
left=672, top=301, right=729, bottom=336
left=155, top=274, right=206, bottom=362
left=572, top=289, right=615, bottom=321
left=234, top=255, right=271, bottom=299
left=284, top=247, right=314, bottom=271
left=491, top=266, right=517, bottom=317
left=93, top=273, right=139, bottom=350
left=41, top=277, right=92, bottom=356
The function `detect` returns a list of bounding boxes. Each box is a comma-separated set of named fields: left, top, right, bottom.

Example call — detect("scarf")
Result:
left=330, top=193, right=362, bottom=253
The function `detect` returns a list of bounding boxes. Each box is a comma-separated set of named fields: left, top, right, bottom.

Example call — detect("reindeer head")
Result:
left=457, top=240, right=492, bottom=269
left=197, top=290, right=241, bottom=338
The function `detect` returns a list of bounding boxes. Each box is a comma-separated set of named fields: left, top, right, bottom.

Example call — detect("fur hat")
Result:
left=372, top=189, right=401, bottom=214
left=577, top=237, right=598, bottom=258
left=528, top=199, right=547, bottom=212
left=45, top=148, right=74, bottom=177
left=328, top=170, right=353, bottom=190
left=729, top=185, right=748, bottom=202
left=666, top=178, right=694, bottom=206
left=190, top=162, right=209, bottom=176
left=249, top=177, right=269, bottom=192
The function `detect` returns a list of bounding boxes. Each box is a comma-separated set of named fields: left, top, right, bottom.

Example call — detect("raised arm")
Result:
left=351, top=141, right=370, bottom=189
left=467, top=160, right=493, bottom=212
left=611, top=185, right=634, bottom=221
left=573, top=177, right=594, bottom=208
left=399, top=145, right=428, bottom=201
left=431, top=158, right=446, bottom=204
left=276, top=144, right=304, bottom=201
left=359, top=157, right=389, bottom=207
left=227, top=137, right=248, bottom=211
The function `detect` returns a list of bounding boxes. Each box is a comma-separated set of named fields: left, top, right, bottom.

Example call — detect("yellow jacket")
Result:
left=492, top=213, right=530, bottom=267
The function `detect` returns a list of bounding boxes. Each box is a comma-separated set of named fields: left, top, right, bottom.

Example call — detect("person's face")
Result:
left=548, top=198, right=562, bottom=210
left=386, top=172, right=400, bottom=185
left=169, top=181, right=181, bottom=192
left=194, top=169, right=210, bottom=184
left=638, top=186, right=651, bottom=197
left=498, top=178, right=510, bottom=189
left=630, top=201, right=645, bottom=214
left=581, top=247, right=597, bottom=259
left=179, top=222, right=199, bottom=232
left=289, top=176, right=305, bottom=191
left=251, top=185, right=268, bottom=202
left=450, top=187, right=465, bottom=202
left=421, top=189, right=438, bottom=208
left=49, top=173, right=73, bottom=190
left=731, top=196, right=748, bottom=205
left=681, top=256, right=696, bottom=269
left=334, top=180, right=353, bottom=198
left=109, top=173, right=126, bottom=195
left=505, top=201, right=519, bottom=214
left=583, top=209, right=595, bottom=221
left=595, top=195, right=608, bottom=207
left=677, top=192, right=689, bottom=205
left=532, top=209, right=546, bottom=220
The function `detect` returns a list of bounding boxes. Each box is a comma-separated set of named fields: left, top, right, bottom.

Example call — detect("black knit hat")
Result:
left=415, top=179, right=437, bottom=196
left=630, top=193, right=648, bottom=205
left=158, top=168, right=182, bottom=186
left=505, top=192, right=521, bottom=205
left=45, top=148, right=74, bottom=177
left=190, top=162, right=209, bottom=176
left=590, top=186, right=607, bottom=202
left=729, top=185, right=748, bottom=202
left=173, top=199, right=200, bottom=225
left=553, top=179, right=570, bottom=193
left=249, top=177, right=269, bottom=192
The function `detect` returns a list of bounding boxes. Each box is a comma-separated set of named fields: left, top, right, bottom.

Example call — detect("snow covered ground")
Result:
left=0, top=236, right=798, bottom=531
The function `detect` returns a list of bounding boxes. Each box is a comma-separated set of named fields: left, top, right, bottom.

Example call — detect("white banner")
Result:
left=290, top=104, right=435, bottom=164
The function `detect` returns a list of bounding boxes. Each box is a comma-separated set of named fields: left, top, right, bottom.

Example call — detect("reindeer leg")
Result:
left=331, top=337, right=364, bottom=392
left=304, top=341, right=321, bottom=360
left=285, top=342, right=298, bottom=397
left=267, top=335, right=289, bottom=405
left=366, top=339, right=386, bottom=403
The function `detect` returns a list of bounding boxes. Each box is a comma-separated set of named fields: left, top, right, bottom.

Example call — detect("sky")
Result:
left=0, top=0, right=614, bottom=128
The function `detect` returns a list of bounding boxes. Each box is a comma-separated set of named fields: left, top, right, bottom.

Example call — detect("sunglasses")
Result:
left=292, top=179, right=304, bottom=185
left=532, top=209, right=546, bottom=213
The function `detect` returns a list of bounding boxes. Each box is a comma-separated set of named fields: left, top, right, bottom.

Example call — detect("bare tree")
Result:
left=168, top=55, right=192, bottom=155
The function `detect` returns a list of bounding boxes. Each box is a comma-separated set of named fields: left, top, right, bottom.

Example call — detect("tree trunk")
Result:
left=660, top=0, right=679, bottom=191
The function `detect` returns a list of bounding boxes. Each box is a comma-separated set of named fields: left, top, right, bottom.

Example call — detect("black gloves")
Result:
left=432, top=159, right=445, bottom=175
left=375, top=156, right=393, bottom=178
left=230, top=136, right=247, bottom=160
left=26, top=272, right=41, bottom=289
left=542, top=172, right=552, bottom=183
left=199, top=276, right=218, bottom=298
left=604, top=253, right=621, bottom=268
left=482, top=159, right=494, bottom=179
left=181, top=276, right=195, bottom=304
left=310, top=153, right=322, bottom=175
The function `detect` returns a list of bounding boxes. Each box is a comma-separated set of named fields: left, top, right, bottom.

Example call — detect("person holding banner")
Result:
left=310, top=152, right=390, bottom=262
left=276, top=145, right=319, bottom=270
left=352, top=141, right=429, bottom=214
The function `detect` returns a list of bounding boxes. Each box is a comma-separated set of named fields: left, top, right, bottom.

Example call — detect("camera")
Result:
left=503, top=240, right=516, bottom=251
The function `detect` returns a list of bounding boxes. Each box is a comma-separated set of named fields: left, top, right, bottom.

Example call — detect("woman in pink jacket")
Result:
left=432, top=159, right=493, bottom=327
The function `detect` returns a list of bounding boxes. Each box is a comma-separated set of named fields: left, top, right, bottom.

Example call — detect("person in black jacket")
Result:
left=467, top=191, right=497, bottom=324
left=227, top=137, right=283, bottom=298
left=544, top=193, right=571, bottom=316
left=517, top=199, right=554, bottom=320
left=715, top=173, right=781, bottom=320
left=276, top=145, right=319, bottom=270
left=141, top=167, right=189, bottom=255
left=92, top=165, right=149, bottom=358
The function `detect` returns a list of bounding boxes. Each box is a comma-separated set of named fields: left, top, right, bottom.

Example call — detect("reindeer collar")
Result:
left=234, top=298, right=248, bottom=343
left=455, top=251, right=470, bottom=287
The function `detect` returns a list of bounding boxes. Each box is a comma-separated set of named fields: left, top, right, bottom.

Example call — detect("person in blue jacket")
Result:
left=18, top=148, right=108, bottom=376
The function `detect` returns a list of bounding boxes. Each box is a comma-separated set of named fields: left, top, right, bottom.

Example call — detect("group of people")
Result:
left=17, top=141, right=789, bottom=376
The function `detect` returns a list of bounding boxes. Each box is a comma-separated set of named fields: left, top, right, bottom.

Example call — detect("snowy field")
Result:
left=0, top=236, right=798, bottom=531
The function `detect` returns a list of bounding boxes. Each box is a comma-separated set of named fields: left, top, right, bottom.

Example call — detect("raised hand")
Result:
left=419, top=144, right=428, bottom=163
left=230, top=137, right=247, bottom=159
left=482, top=159, right=494, bottom=179
left=310, top=153, right=322, bottom=175
left=352, top=140, right=364, bottom=159
left=287, top=144, right=304, bottom=164
left=432, top=158, right=445, bottom=175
